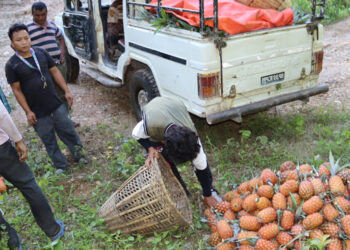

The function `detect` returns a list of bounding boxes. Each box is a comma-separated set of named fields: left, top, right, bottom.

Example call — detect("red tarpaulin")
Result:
left=148, top=0, right=294, bottom=35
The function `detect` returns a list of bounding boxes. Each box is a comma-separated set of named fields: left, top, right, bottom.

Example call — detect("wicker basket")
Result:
left=235, top=0, right=292, bottom=11
left=98, top=157, right=193, bottom=235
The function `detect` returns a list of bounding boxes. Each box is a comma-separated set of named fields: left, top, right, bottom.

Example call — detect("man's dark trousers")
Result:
left=34, top=104, right=83, bottom=170
left=0, top=140, right=58, bottom=237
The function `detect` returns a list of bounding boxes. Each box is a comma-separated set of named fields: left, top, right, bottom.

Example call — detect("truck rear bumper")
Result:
left=206, top=84, right=329, bottom=124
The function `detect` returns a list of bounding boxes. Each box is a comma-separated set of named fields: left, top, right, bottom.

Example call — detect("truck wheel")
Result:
left=65, top=53, right=80, bottom=83
left=129, top=69, right=160, bottom=120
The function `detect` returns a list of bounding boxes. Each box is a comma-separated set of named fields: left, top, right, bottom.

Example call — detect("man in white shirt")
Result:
left=132, top=96, right=220, bottom=207
left=0, top=101, right=64, bottom=242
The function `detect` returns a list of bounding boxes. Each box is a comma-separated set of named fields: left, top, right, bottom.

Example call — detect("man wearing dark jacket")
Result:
left=132, top=96, right=220, bottom=207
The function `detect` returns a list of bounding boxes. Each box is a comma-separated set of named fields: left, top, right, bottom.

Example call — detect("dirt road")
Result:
left=0, top=1, right=349, bottom=133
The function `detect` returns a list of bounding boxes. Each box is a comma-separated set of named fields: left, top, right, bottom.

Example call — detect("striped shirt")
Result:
left=27, top=21, right=63, bottom=63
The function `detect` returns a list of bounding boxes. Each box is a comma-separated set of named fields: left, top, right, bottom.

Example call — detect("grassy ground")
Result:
left=292, top=0, right=350, bottom=23
left=1, top=105, right=350, bottom=249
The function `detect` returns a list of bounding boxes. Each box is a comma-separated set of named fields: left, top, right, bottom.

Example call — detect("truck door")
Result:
left=62, top=0, right=96, bottom=60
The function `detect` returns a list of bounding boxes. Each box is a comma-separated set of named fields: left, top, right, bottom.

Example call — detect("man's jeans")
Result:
left=0, top=140, right=58, bottom=237
left=34, top=104, right=83, bottom=170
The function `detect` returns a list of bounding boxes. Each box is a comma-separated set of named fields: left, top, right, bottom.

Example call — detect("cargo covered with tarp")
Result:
left=148, top=0, right=294, bottom=35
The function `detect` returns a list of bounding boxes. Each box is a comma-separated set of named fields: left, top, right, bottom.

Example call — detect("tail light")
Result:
left=197, top=72, right=221, bottom=99
left=311, top=50, right=323, bottom=74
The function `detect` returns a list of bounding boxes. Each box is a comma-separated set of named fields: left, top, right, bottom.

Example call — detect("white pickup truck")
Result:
left=56, top=0, right=328, bottom=124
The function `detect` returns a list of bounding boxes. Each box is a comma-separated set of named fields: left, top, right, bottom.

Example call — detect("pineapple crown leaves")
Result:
left=333, top=202, right=346, bottom=217
left=289, top=192, right=299, bottom=212
left=305, top=235, right=332, bottom=250
left=338, top=231, right=350, bottom=240
left=295, top=200, right=306, bottom=221
left=327, top=151, right=350, bottom=176
left=311, top=165, right=319, bottom=177
left=236, top=236, right=259, bottom=245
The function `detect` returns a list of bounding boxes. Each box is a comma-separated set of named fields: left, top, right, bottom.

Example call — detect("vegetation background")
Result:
left=0, top=1, right=350, bottom=249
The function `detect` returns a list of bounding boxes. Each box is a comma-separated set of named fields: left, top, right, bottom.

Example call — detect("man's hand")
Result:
left=203, top=195, right=219, bottom=208
left=145, top=147, right=159, bottom=168
left=65, top=91, right=73, bottom=108
left=60, top=54, right=65, bottom=65
left=15, top=140, right=28, bottom=162
left=26, top=111, right=37, bottom=126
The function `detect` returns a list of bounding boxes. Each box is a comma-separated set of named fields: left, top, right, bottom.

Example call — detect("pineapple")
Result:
left=309, top=229, right=324, bottom=239
left=320, top=222, right=340, bottom=237
left=256, top=238, right=279, bottom=250
left=223, top=209, right=235, bottom=220
left=237, top=231, right=258, bottom=245
left=258, top=223, right=279, bottom=240
left=238, top=210, right=250, bottom=219
left=216, top=220, right=233, bottom=239
left=223, top=190, right=240, bottom=202
left=260, top=168, right=278, bottom=185
left=303, top=212, right=323, bottom=230
left=311, top=178, right=326, bottom=195
left=318, top=162, right=331, bottom=177
left=298, top=180, right=314, bottom=200
left=208, top=232, right=222, bottom=246
left=281, top=210, right=295, bottom=230
left=341, top=215, right=350, bottom=235
left=239, top=215, right=261, bottom=231
left=204, top=208, right=217, bottom=232
left=299, top=164, right=313, bottom=175
left=216, top=242, right=236, bottom=250
left=328, top=151, right=347, bottom=196
left=326, top=238, right=344, bottom=250
left=214, top=201, right=231, bottom=214
left=333, top=196, right=350, bottom=214
left=257, top=185, right=274, bottom=199
left=302, top=195, right=323, bottom=215
left=238, top=181, right=250, bottom=194
left=272, top=193, right=287, bottom=210
left=323, top=203, right=339, bottom=222
left=276, top=232, right=293, bottom=248
left=239, top=245, right=254, bottom=250
left=280, top=161, right=296, bottom=173
left=287, top=193, right=301, bottom=208
left=329, top=175, right=345, bottom=196
left=248, top=177, right=263, bottom=192
left=230, top=198, right=242, bottom=212
left=279, top=180, right=299, bottom=197
left=257, top=207, right=277, bottom=224
left=337, top=169, right=350, bottom=183
left=256, top=197, right=271, bottom=210
left=242, top=193, right=258, bottom=212
left=280, top=170, right=299, bottom=183
left=291, top=224, right=304, bottom=235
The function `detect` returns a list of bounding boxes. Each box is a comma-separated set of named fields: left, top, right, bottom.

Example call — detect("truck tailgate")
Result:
left=221, top=25, right=312, bottom=97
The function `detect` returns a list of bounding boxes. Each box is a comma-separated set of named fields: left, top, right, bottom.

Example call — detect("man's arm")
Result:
left=0, top=101, right=27, bottom=161
left=10, top=82, right=37, bottom=126
left=49, top=66, right=73, bottom=107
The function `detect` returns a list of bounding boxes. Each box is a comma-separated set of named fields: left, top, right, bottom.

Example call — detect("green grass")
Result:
left=1, top=105, right=350, bottom=249
left=292, top=0, right=350, bottom=23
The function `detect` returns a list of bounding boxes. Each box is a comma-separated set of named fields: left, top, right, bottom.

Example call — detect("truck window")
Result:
left=65, top=0, right=76, bottom=10
left=78, top=0, right=89, bottom=11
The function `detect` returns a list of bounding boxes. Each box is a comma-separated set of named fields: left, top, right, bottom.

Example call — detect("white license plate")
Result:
left=261, top=72, right=285, bottom=86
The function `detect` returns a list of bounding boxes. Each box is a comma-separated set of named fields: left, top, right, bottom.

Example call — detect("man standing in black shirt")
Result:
left=5, top=23, right=87, bottom=173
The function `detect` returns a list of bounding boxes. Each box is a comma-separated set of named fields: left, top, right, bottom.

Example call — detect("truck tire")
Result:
left=65, top=53, right=80, bottom=83
left=129, top=69, right=160, bottom=120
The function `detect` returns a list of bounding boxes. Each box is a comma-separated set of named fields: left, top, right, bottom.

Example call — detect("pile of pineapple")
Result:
left=205, top=154, right=350, bottom=249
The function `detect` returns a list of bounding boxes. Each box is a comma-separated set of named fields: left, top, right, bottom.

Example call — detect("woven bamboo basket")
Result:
left=235, top=0, right=292, bottom=11
left=98, top=157, right=193, bottom=235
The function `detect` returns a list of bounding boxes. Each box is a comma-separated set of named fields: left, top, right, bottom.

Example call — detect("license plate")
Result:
left=261, top=72, right=285, bottom=86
